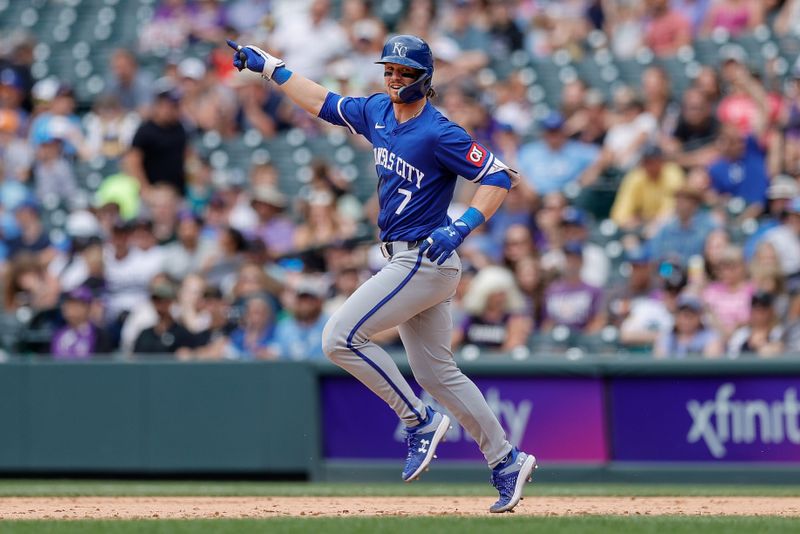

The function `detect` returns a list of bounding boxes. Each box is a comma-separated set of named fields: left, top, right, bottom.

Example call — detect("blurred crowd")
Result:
left=3, top=0, right=800, bottom=361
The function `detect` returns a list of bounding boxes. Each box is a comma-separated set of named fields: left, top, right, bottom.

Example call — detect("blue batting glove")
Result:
left=420, top=223, right=468, bottom=265
left=227, top=39, right=265, bottom=73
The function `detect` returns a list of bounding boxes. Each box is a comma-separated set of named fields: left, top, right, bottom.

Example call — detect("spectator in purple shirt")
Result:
left=542, top=242, right=605, bottom=333
left=51, top=287, right=110, bottom=359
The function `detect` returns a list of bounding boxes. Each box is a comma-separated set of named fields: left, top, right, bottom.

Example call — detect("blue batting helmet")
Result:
left=376, top=35, right=434, bottom=103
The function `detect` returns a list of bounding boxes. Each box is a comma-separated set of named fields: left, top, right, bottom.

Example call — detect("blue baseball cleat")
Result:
left=402, top=407, right=451, bottom=482
left=489, top=447, right=537, bottom=513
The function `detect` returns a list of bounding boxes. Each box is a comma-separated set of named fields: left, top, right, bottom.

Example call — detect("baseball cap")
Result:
left=202, top=286, right=224, bottom=300
left=641, top=143, right=664, bottom=160
left=625, top=248, right=651, bottom=265
left=560, top=207, right=587, bottom=227
left=64, top=286, right=93, bottom=303
left=14, top=197, right=40, bottom=214
left=295, top=278, right=327, bottom=299
left=178, top=57, right=206, bottom=80
left=539, top=111, right=565, bottom=131
left=751, top=291, right=774, bottom=308
left=659, top=261, right=687, bottom=292
left=677, top=294, right=703, bottom=313
left=719, top=44, right=748, bottom=65
left=0, top=68, right=23, bottom=91
left=251, top=185, right=287, bottom=208
left=767, top=176, right=800, bottom=200
left=150, top=281, right=177, bottom=301
left=563, top=240, right=584, bottom=256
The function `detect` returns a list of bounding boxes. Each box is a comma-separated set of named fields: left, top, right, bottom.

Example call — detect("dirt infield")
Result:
left=1, top=496, right=800, bottom=519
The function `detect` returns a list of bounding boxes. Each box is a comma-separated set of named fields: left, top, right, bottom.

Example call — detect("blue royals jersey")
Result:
left=318, top=92, right=498, bottom=242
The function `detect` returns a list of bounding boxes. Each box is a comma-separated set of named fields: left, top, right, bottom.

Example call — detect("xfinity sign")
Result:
left=612, top=377, right=800, bottom=462
left=687, top=383, right=800, bottom=458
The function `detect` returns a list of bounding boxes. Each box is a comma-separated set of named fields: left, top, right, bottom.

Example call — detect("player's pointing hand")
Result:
left=225, top=39, right=287, bottom=82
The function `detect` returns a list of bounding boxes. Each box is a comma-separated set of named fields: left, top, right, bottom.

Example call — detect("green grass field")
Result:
left=1, top=481, right=799, bottom=533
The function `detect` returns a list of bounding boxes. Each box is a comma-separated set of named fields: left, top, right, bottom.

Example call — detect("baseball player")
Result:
left=228, top=34, right=536, bottom=513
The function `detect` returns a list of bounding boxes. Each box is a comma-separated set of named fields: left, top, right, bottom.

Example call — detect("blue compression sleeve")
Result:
left=272, top=66, right=293, bottom=85
left=480, top=170, right=512, bottom=190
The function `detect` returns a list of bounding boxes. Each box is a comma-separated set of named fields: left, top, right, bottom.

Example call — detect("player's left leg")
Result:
left=399, top=256, right=536, bottom=512
left=399, top=300, right=513, bottom=466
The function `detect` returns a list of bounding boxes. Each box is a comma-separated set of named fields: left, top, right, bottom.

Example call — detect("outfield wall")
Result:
left=2, top=358, right=800, bottom=482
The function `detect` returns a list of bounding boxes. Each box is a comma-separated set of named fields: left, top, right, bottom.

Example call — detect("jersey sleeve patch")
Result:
left=466, top=142, right=488, bottom=167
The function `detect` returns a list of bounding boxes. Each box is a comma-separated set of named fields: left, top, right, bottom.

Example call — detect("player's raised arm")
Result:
left=227, top=39, right=328, bottom=116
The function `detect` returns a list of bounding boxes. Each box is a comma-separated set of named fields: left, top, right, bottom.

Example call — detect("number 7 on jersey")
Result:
left=395, top=188, right=412, bottom=214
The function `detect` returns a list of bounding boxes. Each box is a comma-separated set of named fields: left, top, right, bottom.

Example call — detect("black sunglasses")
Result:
left=384, top=70, right=419, bottom=80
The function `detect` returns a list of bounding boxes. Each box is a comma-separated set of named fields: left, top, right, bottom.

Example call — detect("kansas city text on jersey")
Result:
left=373, top=146, right=425, bottom=189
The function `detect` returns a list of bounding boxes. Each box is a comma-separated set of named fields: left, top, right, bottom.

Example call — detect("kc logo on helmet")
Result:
left=392, top=43, right=408, bottom=57
left=466, top=142, right=487, bottom=167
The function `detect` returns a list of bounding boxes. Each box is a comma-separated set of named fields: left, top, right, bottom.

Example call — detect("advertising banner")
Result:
left=612, top=377, right=800, bottom=462
left=321, top=376, right=608, bottom=462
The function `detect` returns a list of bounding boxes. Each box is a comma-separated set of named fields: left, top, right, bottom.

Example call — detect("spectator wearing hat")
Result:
left=727, top=291, right=785, bottom=358
left=50, top=287, right=110, bottom=359
left=133, top=280, right=199, bottom=357
left=610, top=144, right=686, bottom=233
left=516, top=111, right=601, bottom=195
left=250, top=185, right=296, bottom=257
left=616, top=253, right=682, bottom=349
left=762, top=197, right=800, bottom=278
left=188, top=285, right=237, bottom=359
left=0, top=67, right=29, bottom=137
left=103, top=219, right=163, bottom=323
left=453, top=265, right=532, bottom=353
left=225, top=293, right=276, bottom=360
left=648, top=185, right=718, bottom=265
left=32, top=123, right=79, bottom=207
left=702, top=245, right=754, bottom=340
left=270, top=278, right=330, bottom=361
left=29, top=85, right=88, bottom=159
left=5, top=200, right=55, bottom=265
left=743, top=175, right=800, bottom=260
left=654, top=295, right=723, bottom=358
left=606, top=248, right=656, bottom=325
left=542, top=242, right=605, bottom=334
left=128, top=86, right=188, bottom=197
left=541, top=207, right=609, bottom=288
